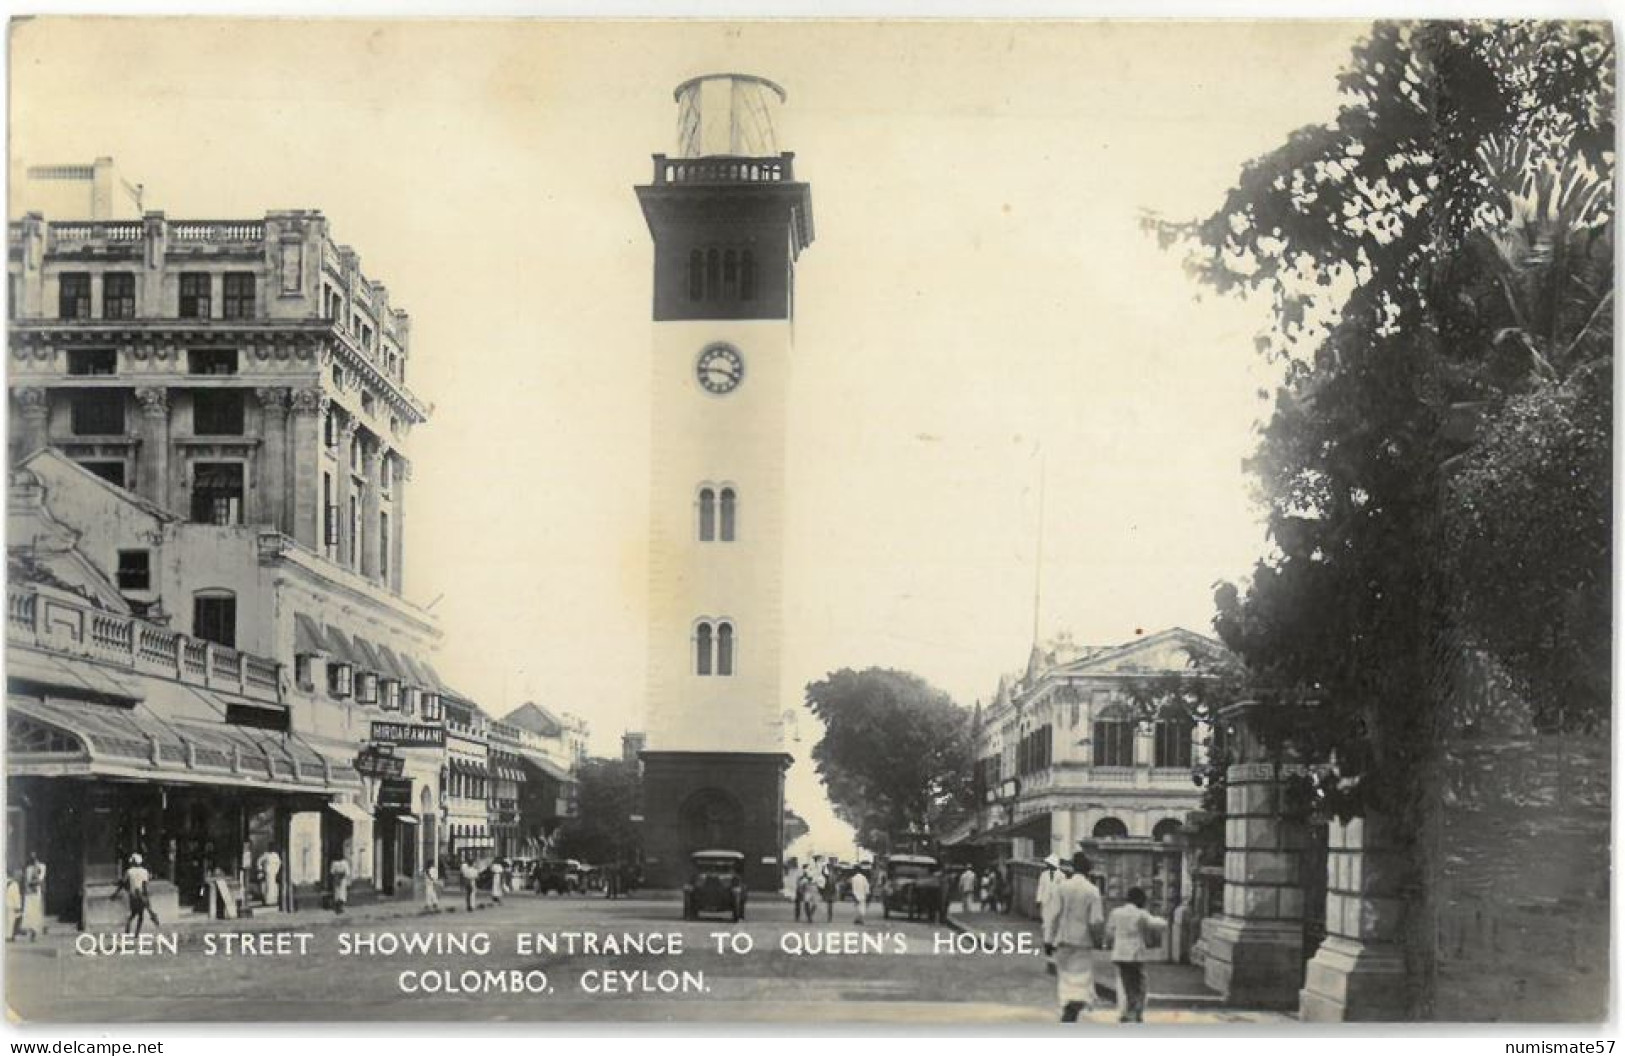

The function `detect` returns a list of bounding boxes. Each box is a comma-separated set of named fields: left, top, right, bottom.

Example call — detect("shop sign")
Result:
left=371, top=721, right=446, bottom=748
left=377, top=777, right=414, bottom=813
left=355, top=745, right=405, bottom=779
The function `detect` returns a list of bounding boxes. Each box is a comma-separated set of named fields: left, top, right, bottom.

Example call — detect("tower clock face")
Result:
left=695, top=344, right=745, bottom=395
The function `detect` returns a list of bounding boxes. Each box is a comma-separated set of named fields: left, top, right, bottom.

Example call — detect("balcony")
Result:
left=650, top=152, right=794, bottom=185
left=7, top=582, right=281, bottom=705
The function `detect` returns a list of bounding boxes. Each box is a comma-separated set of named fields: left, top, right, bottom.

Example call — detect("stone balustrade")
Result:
left=7, top=582, right=283, bottom=705
left=651, top=152, right=795, bottom=185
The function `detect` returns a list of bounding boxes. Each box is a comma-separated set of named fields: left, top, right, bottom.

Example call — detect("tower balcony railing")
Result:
left=651, top=152, right=795, bottom=186
left=7, top=581, right=282, bottom=705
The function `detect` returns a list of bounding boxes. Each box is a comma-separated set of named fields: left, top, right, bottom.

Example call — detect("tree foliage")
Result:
left=553, top=757, right=642, bottom=865
left=804, top=668, right=975, bottom=849
left=1146, top=22, right=1613, bottom=833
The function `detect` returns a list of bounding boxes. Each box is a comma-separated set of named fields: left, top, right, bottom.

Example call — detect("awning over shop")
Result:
left=349, top=635, right=384, bottom=675
left=7, top=648, right=142, bottom=705
left=7, top=694, right=360, bottom=794
left=983, top=812, right=1053, bottom=843
left=414, top=658, right=450, bottom=694
left=326, top=800, right=372, bottom=825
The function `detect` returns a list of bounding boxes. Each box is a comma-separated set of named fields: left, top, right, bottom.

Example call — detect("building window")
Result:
left=192, top=390, right=245, bottom=435
left=179, top=273, right=211, bottom=319
left=695, top=622, right=713, bottom=676
left=361, top=391, right=376, bottom=416
left=719, top=487, right=736, bottom=542
left=8, top=273, right=19, bottom=319
left=103, top=273, right=136, bottom=319
left=381, top=680, right=401, bottom=711
left=221, top=273, right=255, bottom=319
left=698, top=487, right=716, bottom=541
left=403, top=687, right=418, bottom=717
left=706, top=249, right=720, bottom=301
left=723, top=250, right=739, bottom=298
left=70, top=391, right=124, bottom=436
left=188, top=349, right=238, bottom=375
left=78, top=460, right=126, bottom=488
left=190, top=462, right=244, bottom=525
left=1152, top=818, right=1183, bottom=842
left=422, top=693, right=440, bottom=721
left=324, top=409, right=338, bottom=449
left=689, top=250, right=704, bottom=300
left=741, top=250, right=756, bottom=300
left=1093, top=817, right=1129, bottom=839
left=716, top=622, right=734, bottom=676
left=381, top=456, right=393, bottom=491
left=66, top=348, right=117, bottom=376
left=323, top=472, right=337, bottom=550
left=58, top=273, right=91, bottom=319
left=294, top=654, right=313, bottom=690
left=357, top=672, right=378, bottom=705
left=379, top=512, right=390, bottom=581
left=1092, top=704, right=1135, bottom=767
left=328, top=662, right=353, bottom=699
left=1154, top=707, right=1194, bottom=769
left=116, top=550, right=151, bottom=591
left=349, top=495, right=362, bottom=570
left=192, top=592, right=237, bottom=649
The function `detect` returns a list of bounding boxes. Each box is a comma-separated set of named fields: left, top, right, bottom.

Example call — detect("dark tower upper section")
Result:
left=635, top=74, right=815, bottom=323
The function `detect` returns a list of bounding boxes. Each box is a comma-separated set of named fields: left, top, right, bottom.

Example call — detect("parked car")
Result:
left=682, top=849, right=747, bottom=922
left=881, top=854, right=947, bottom=923
left=530, top=859, right=577, bottom=895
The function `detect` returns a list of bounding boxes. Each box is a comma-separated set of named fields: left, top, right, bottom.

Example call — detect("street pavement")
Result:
left=5, top=892, right=1289, bottom=1026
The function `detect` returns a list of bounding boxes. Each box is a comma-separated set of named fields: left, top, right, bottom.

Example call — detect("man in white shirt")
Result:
left=1105, top=885, right=1165, bottom=1023
left=849, top=864, right=871, bottom=925
left=1034, top=854, right=1061, bottom=915
left=1041, top=852, right=1105, bottom=1022
left=112, top=853, right=158, bottom=936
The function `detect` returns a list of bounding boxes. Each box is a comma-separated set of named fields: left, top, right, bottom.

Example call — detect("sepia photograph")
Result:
left=1, top=15, right=1613, bottom=1032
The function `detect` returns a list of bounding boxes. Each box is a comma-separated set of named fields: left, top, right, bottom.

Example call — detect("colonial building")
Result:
left=634, top=74, right=813, bottom=890
left=6, top=199, right=453, bottom=915
left=500, top=702, right=584, bottom=855
left=963, top=628, right=1227, bottom=909
left=6, top=463, right=359, bottom=924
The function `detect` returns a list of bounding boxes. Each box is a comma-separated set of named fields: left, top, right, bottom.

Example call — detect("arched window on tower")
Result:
left=719, top=487, right=736, bottom=542
left=723, top=250, right=739, bottom=299
left=689, top=250, right=704, bottom=301
left=706, top=249, right=721, bottom=301
left=717, top=622, right=734, bottom=676
left=697, top=487, right=716, bottom=541
left=740, top=251, right=756, bottom=301
left=695, top=622, right=713, bottom=676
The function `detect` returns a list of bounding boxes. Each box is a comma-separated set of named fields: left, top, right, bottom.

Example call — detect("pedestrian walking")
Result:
left=1034, top=854, right=1061, bottom=918
left=849, top=863, right=871, bottom=925
left=110, top=854, right=160, bottom=936
left=489, top=859, right=505, bottom=905
left=6, top=871, right=22, bottom=941
left=794, top=865, right=818, bottom=923
left=422, top=863, right=441, bottom=913
left=19, top=853, right=47, bottom=941
left=958, top=866, right=976, bottom=913
left=819, top=862, right=839, bottom=923
left=329, top=855, right=351, bottom=914
left=459, top=858, right=479, bottom=911
left=978, top=868, right=993, bottom=911
left=1105, top=886, right=1165, bottom=1023
left=1042, top=851, right=1105, bottom=1023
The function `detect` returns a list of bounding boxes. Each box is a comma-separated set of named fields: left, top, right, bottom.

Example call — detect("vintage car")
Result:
left=530, top=859, right=581, bottom=895
left=682, top=849, right=747, bottom=922
left=880, top=853, right=947, bottom=923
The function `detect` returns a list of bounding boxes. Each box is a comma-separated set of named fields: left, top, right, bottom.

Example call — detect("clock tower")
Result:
left=634, top=74, right=813, bottom=891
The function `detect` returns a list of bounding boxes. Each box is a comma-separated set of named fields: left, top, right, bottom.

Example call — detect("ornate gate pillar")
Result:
left=1200, top=700, right=1311, bottom=1009
left=1299, top=813, right=1411, bottom=1020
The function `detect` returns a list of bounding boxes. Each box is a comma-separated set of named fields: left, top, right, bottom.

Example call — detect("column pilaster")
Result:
left=361, top=442, right=384, bottom=581
left=133, top=386, right=170, bottom=509
left=13, top=386, right=50, bottom=458
left=288, top=386, right=327, bottom=551
left=253, top=387, right=291, bottom=533
left=1299, top=814, right=1412, bottom=1021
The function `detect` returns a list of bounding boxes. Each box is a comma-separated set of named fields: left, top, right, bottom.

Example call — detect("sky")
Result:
left=10, top=19, right=1368, bottom=853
